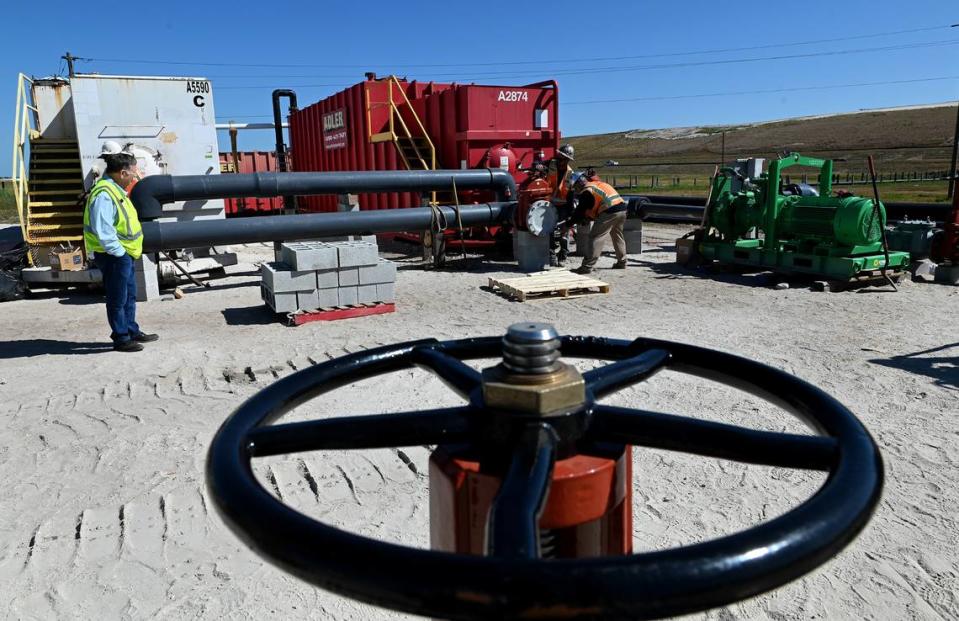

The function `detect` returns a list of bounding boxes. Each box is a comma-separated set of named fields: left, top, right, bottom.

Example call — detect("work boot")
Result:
left=573, top=266, right=592, bottom=275
left=114, top=340, right=144, bottom=353
left=612, top=260, right=627, bottom=269
left=132, top=332, right=159, bottom=343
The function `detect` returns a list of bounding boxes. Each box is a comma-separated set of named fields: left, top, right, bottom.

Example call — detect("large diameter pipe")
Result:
left=625, top=197, right=704, bottom=223
left=130, top=169, right=518, bottom=220
left=141, top=203, right=511, bottom=252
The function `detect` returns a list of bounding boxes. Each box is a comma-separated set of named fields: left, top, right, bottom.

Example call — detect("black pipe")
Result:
left=626, top=198, right=703, bottom=222
left=272, top=89, right=298, bottom=212
left=142, top=203, right=511, bottom=252
left=130, top=169, right=518, bottom=220
left=273, top=88, right=298, bottom=213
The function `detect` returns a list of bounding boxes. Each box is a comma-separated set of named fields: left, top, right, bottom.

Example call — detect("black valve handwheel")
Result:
left=206, top=335, right=883, bottom=620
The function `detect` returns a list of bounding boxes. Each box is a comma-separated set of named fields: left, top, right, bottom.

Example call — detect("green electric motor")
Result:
left=780, top=195, right=885, bottom=248
left=700, top=153, right=910, bottom=280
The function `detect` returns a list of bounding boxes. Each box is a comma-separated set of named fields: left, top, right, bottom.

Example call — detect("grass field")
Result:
left=571, top=103, right=957, bottom=204
left=599, top=174, right=953, bottom=203
left=0, top=183, right=19, bottom=224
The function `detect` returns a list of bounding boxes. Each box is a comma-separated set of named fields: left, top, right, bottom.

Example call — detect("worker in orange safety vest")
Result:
left=570, top=173, right=628, bottom=274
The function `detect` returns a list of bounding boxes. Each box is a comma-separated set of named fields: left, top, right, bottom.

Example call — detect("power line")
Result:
left=82, top=23, right=952, bottom=70
left=454, top=39, right=959, bottom=80
left=167, top=38, right=959, bottom=93
left=218, top=76, right=959, bottom=116
left=564, top=75, right=959, bottom=105
left=85, top=37, right=959, bottom=83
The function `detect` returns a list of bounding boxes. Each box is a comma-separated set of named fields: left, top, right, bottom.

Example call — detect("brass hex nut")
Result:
left=482, top=363, right=586, bottom=415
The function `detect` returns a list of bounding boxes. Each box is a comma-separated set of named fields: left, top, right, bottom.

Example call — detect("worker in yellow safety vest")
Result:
left=83, top=147, right=158, bottom=352
left=570, top=173, right=628, bottom=274
left=547, top=144, right=575, bottom=266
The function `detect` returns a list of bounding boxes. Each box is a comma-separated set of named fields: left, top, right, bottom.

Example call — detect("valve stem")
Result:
left=502, top=323, right=562, bottom=375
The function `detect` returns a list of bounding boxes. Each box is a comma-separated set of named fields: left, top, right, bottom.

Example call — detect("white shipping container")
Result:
left=70, top=74, right=224, bottom=221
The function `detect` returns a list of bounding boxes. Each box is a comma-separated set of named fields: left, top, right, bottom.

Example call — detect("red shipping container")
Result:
left=288, top=76, right=560, bottom=213
left=218, top=151, right=285, bottom=216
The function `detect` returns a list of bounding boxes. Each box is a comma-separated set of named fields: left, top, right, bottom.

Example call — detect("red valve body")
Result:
left=429, top=447, right=633, bottom=557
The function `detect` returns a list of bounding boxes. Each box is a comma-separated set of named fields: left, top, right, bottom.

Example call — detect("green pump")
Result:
left=698, top=153, right=910, bottom=280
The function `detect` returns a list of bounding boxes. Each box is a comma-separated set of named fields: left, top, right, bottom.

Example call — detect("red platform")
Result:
left=287, top=302, right=396, bottom=326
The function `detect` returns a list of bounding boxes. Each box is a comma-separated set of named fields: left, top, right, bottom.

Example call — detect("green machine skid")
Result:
left=701, top=239, right=909, bottom=280
left=698, top=153, right=910, bottom=281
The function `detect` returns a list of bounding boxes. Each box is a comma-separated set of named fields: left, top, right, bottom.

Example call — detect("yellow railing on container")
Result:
left=385, top=75, right=436, bottom=171
left=12, top=73, right=39, bottom=255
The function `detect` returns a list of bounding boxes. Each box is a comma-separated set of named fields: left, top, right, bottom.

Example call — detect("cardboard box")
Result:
left=52, top=247, right=85, bottom=271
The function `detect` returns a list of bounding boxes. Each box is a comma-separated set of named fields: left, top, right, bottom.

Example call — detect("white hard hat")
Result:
left=100, top=140, right=135, bottom=157
left=100, top=140, right=123, bottom=156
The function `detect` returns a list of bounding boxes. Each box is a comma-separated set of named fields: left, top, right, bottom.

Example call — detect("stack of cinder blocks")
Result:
left=261, top=240, right=397, bottom=314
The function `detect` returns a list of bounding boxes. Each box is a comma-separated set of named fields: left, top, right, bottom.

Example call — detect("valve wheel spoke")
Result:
left=486, top=423, right=558, bottom=559
left=412, top=345, right=484, bottom=401
left=583, top=347, right=671, bottom=399
left=247, top=406, right=474, bottom=457
left=588, top=405, right=838, bottom=471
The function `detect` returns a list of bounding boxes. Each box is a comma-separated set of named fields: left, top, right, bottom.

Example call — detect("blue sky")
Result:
left=2, top=0, right=957, bottom=172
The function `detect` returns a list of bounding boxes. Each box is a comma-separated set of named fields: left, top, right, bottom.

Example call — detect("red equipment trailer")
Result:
left=218, top=151, right=285, bottom=216
left=288, top=74, right=560, bottom=213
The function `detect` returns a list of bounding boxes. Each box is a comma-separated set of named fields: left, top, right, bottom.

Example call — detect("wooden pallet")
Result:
left=488, top=270, right=610, bottom=302
left=287, top=302, right=396, bottom=326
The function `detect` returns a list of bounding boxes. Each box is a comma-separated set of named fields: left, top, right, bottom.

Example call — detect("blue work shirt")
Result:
left=88, top=177, right=127, bottom=257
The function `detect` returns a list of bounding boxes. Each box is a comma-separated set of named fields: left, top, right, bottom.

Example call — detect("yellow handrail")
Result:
left=11, top=73, right=37, bottom=251
left=386, top=75, right=436, bottom=171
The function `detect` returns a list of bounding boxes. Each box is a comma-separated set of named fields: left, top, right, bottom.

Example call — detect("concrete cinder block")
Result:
left=261, top=284, right=298, bottom=314
left=338, top=267, right=359, bottom=286
left=337, top=286, right=358, bottom=306
left=356, top=284, right=378, bottom=304
left=297, top=290, right=320, bottom=311
left=135, top=253, right=160, bottom=302
left=375, top=282, right=396, bottom=303
left=358, top=259, right=397, bottom=285
left=280, top=241, right=338, bottom=271
left=316, top=287, right=339, bottom=308
left=337, top=193, right=360, bottom=212
left=262, top=262, right=315, bottom=292
left=335, top=241, right=379, bottom=268
left=316, top=268, right=339, bottom=289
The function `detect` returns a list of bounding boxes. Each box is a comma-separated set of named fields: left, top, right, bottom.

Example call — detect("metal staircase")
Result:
left=371, top=76, right=438, bottom=172
left=396, top=135, right=435, bottom=171
left=12, top=73, right=86, bottom=264
left=25, top=139, right=85, bottom=245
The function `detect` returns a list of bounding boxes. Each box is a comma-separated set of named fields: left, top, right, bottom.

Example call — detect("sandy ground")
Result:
left=0, top=225, right=956, bottom=620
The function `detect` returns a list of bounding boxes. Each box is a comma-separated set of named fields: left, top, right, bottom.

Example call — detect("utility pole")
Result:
left=950, top=99, right=959, bottom=199
left=721, top=130, right=726, bottom=164
left=61, top=52, right=77, bottom=77
left=950, top=24, right=958, bottom=198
